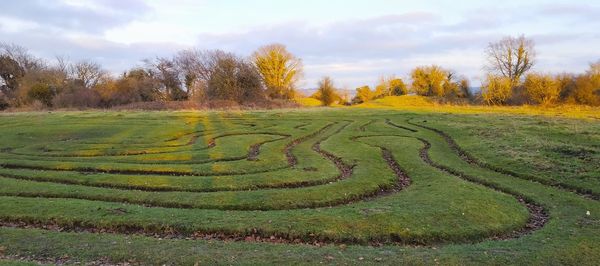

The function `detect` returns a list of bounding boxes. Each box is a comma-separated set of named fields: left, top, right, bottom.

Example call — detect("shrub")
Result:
left=555, top=73, right=577, bottom=103
left=573, top=75, right=600, bottom=106
left=507, top=85, right=530, bottom=106
left=410, top=65, right=449, bottom=97
left=352, top=86, right=374, bottom=104
left=94, top=70, right=164, bottom=107
left=482, top=74, right=513, bottom=105
left=0, top=94, right=8, bottom=110
left=458, top=78, right=471, bottom=98
left=524, top=73, right=561, bottom=105
left=52, top=82, right=102, bottom=109
left=316, top=77, right=338, bottom=106
left=374, top=77, right=407, bottom=98
left=389, top=79, right=408, bottom=96
left=16, top=68, right=66, bottom=108
left=95, top=77, right=133, bottom=107
left=27, top=83, right=55, bottom=107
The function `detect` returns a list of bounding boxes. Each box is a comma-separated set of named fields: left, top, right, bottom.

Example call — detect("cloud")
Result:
left=0, top=0, right=152, bottom=34
left=189, top=12, right=502, bottom=87
left=195, top=12, right=448, bottom=58
left=539, top=3, right=600, bottom=20
left=1, top=1, right=599, bottom=89
left=0, top=29, right=186, bottom=73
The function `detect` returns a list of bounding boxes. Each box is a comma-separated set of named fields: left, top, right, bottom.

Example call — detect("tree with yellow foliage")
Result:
left=252, top=44, right=302, bottom=99
left=374, top=78, right=387, bottom=98
left=410, top=65, right=449, bottom=96
left=374, top=76, right=407, bottom=98
left=389, top=78, right=408, bottom=96
left=482, top=74, right=513, bottom=105
left=352, top=86, right=374, bottom=104
left=523, top=73, right=561, bottom=105
left=572, top=62, right=600, bottom=106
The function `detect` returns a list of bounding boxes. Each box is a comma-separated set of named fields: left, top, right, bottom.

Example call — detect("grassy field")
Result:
left=0, top=105, right=598, bottom=265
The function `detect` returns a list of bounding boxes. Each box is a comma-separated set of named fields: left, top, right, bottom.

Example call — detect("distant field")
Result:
left=0, top=108, right=598, bottom=265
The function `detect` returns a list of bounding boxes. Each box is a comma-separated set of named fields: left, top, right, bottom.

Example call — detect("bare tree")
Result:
left=207, top=52, right=264, bottom=103
left=174, top=49, right=219, bottom=82
left=55, top=55, right=71, bottom=76
left=123, top=68, right=162, bottom=102
left=175, top=49, right=202, bottom=94
left=70, top=60, right=106, bottom=88
left=485, top=35, right=535, bottom=86
left=145, top=57, right=187, bottom=101
left=0, top=42, right=44, bottom=72
left=174, top=49, right=228, bottom=100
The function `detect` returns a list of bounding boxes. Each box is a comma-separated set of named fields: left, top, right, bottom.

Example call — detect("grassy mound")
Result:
left=359, top=95, right=436, bottom=108
left=295, top=97, right=322, bottom=107
left=356, top=95, right=600, bottom=119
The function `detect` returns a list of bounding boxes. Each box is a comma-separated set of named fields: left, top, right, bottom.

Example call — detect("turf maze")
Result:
left=0, top=112, right=598, bottom=264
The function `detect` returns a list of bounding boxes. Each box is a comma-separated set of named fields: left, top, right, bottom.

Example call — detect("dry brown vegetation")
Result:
left=0, top=42, right=303, bottom=111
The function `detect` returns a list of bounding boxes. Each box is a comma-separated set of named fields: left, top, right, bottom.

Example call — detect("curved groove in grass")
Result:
left=5, top=131, right=284, bottom=159
left=358, top=119, right=375, bottom=132
left=385, top=119, right=418, bottom=132
left=0, top=124, right=339, bottom=177
left=0, top=122, right=418, bottom=211
left=0, top=123, right=355, bottom=194
left=406, top=118, right=599, bottom=200
left=0, top=133, right=544, bottom=246
left=354, top=133, right=548, bottom=241
left=2, top=133, right=290, bottom=165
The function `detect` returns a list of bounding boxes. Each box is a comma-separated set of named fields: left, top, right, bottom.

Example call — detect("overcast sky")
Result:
left=1, top=0, right=599, bottom=89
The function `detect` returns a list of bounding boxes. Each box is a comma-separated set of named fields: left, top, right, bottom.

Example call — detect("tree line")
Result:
left=343, top=66, right=470, bottom=105
left=0, top=43, right=302, bottom=110
left=1, top=36, right=599, bottom=110
left=315, top=35, right=598, bottom=107
left=481, top=35, right=599, bottom=106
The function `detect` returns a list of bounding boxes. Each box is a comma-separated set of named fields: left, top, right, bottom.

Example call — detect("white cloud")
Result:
left=0, top=16, right=40, bottom=33
left=0, top=0, right=151, bottom=34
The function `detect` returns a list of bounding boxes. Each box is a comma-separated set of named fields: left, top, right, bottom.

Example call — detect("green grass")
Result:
left=412, top=114, right=600, bottom=196
left=0, top=108, right=598, bottom=265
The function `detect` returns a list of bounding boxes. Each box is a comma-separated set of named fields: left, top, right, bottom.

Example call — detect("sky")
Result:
left=1, top=0, right=599, bottom=89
